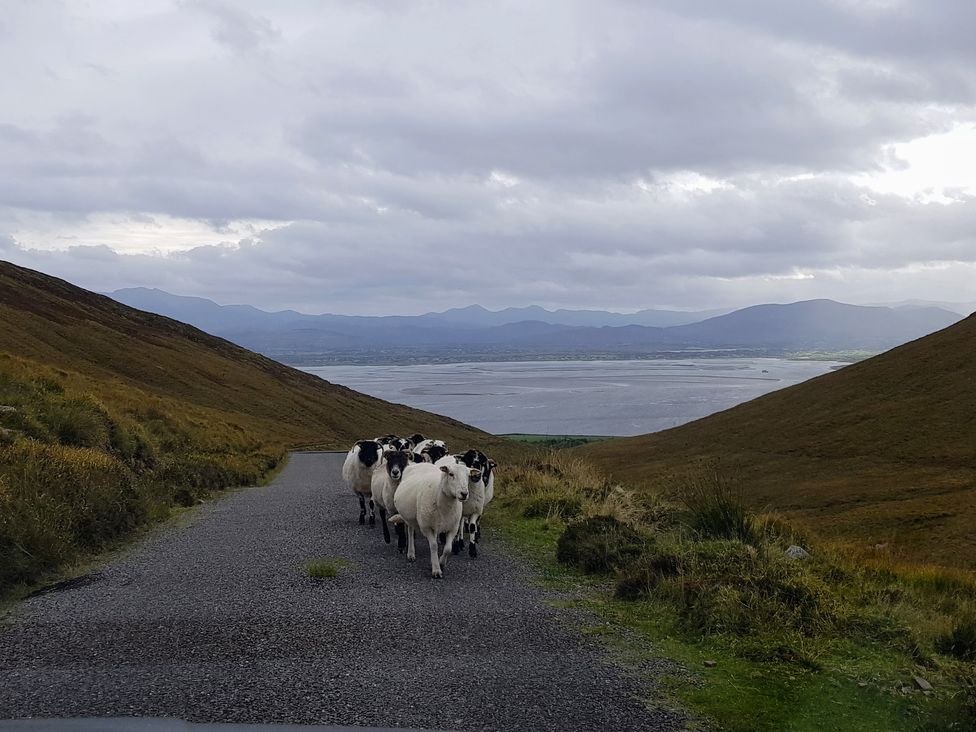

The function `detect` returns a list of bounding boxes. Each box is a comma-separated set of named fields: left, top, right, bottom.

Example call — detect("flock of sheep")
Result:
left=341, top=434, right=497, bottom=578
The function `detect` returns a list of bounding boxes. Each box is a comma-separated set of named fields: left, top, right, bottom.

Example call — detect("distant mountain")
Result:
left=428, top=303, right=727, bottom=328
left=107, top=289, right=964, bottom=360
left=663, top=300, right=962, bottom=350
left=866, top=299, right=976, bottom=317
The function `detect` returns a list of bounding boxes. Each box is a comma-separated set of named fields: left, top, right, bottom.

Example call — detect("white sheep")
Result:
left=449, top=449, right=497, bottom=558
left=341, top=439, right=383, bottom=525
left=389, top=461, right=479, bottom=578
left=370, top=449, right=414, bottom=546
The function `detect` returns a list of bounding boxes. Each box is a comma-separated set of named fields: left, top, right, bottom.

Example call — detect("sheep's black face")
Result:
left=385, top=450, right=412, bottom=482
left=357, top=440, right=381, bottom=467
left=408, top=433, right=426, bottom=445
left=461, top=449, right=494, bottom=485
left=394, top=437, right=412, bottom=451
left=425, top=444, right=448, bottom=463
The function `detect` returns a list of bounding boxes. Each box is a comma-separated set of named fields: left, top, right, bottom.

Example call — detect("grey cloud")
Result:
left=179, top=0, right=279, bottom=54
left=0, top=1, right=974, bottom=313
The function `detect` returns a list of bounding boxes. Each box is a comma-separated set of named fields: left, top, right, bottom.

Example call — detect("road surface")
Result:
left=0, top=452, right=680, bottom=730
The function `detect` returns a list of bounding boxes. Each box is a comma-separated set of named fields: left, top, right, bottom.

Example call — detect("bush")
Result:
left=936, top=615, right=976, bottom=661
left=556, top=515, right=644, bottom=574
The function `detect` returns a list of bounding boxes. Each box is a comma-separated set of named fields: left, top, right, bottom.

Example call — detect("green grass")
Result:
left=500, top=433, right=614, bottom=449
left=305, top=558, right=346, bottom=579
left=492, top=451, right=976, bottom=730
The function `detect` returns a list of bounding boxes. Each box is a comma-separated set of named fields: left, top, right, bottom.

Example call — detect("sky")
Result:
left=1, top=0, right=975, bottom=315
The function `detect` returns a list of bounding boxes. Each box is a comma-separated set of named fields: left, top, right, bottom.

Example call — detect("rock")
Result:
left=785, top=545, right=811, bottom=560
left=913, top=676, right=933, bottom=692
left=703, top=660, right=717, bottom=668
left=0, top=405, right=16, bottom=413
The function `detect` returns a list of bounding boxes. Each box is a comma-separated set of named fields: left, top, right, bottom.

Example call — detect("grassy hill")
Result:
left=0, top=260, right=507, bottom=592
left=580, top=313, right=976, bottom=568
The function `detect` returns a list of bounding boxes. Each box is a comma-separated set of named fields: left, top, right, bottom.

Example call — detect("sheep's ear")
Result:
left=440, top=465, right=450, bottom=474
left=469, top=469, right=482, bottom=479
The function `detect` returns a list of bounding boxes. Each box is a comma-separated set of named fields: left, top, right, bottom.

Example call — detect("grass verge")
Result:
left=492, top=450, right=976, bottom=731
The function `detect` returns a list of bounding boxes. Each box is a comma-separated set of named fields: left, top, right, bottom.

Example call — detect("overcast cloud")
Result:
left=1, top=0, right=975, bottom=314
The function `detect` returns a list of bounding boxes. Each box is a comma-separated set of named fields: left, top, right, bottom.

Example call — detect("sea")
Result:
left=302, top=358, right=844, bottom=437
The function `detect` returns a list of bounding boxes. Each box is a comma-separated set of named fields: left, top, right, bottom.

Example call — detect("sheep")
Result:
left=370, top=449, right=414, bottom=546
left=341, top=439, right=383, bottom=525
left=389, top=461, right=480, bottom=578
left=376, top=434, right=415, bottom=451
left=413, top=438, right=449, bottom=463
left=449, top=449, right=497, bottom=557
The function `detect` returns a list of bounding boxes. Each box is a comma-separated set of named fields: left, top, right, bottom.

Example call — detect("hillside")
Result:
left=580, top=313, right=976, bottom=568
left=0, top=262, right=498, bottom=450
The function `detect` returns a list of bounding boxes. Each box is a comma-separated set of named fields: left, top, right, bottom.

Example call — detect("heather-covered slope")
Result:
left=581, top=314, right=976, bottom=567
left=0, top=261, right=498, bottom=449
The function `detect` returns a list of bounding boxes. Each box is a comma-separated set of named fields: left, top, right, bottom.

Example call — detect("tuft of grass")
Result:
left=936, top=615, right=976, bottom=661
left=305, top=558, right=345, bottom=579
left=673, top=462, right=758, bottom=544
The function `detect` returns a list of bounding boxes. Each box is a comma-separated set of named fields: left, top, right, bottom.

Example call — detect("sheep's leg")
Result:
left=452, top=515, right=465, bottom=555
left=368, top=498, right=376, bottom=526
left=440, top=525, right=459, bottom=569
left=395, top=522, right=407, bottom=552
left=406, top=525, right=416, bottom=562
left=357, top=494, right=366, bottom=525
left=379, top=506, right=391, bottom=544
left=468, top=514, right=480, bottom=558
left=425, top=529, right=443, bottom=578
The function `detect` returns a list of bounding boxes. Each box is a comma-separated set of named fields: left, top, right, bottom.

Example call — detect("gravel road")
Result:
left=0, top=452, right=681, bottom=730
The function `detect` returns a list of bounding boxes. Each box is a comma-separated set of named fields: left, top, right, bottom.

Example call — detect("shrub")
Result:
left=936, top=615, right=976, bottom=661
left=556, top=515, right=644, bottom=574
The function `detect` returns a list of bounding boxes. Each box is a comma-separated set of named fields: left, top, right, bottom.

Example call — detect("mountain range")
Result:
left=108, top=288, right=965, bottom=361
